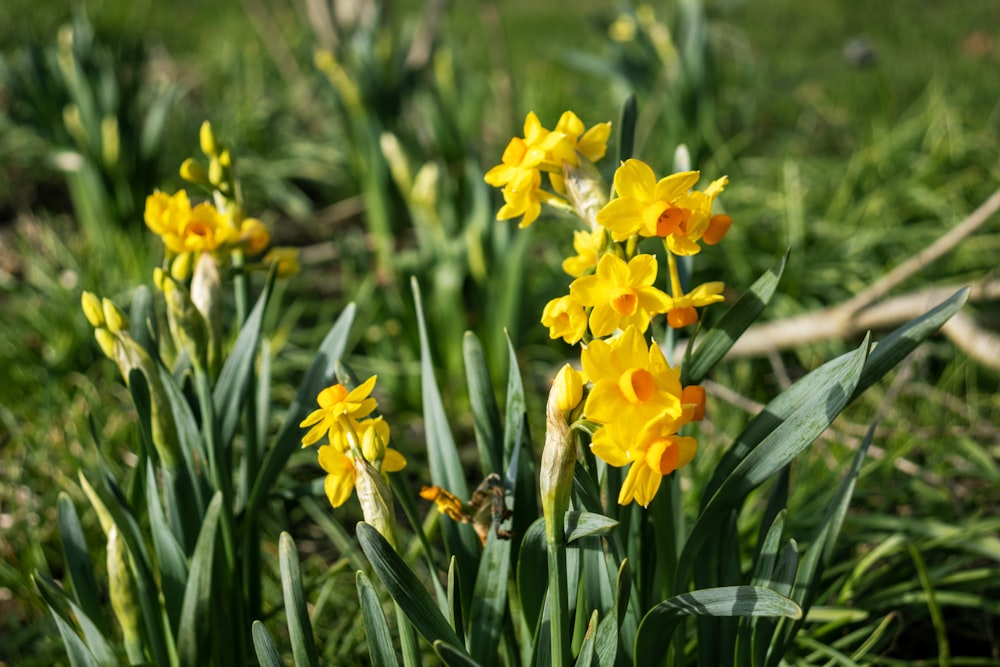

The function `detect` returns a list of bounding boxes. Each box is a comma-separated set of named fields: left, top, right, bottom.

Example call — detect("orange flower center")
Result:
left=656, top=206, right=691, bottom=237
left=647, top=437, right=680, bottom=474
left=619, top=368, right=655, bottom=404
left=612, top=290, right=638, bottom=316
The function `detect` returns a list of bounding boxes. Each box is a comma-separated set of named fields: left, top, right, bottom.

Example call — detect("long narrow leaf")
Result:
left=252, top=621, right=284, bottom=667
left=467, top=530, right=512, bottom=667
left=279, top=532, right=319, bottom=667
left=177, top=492, right=223, bottom=667
left=357, top=522, right=468, bottom=653
left=464, top=331, right=503, bottom=476
left=357, top=570, right=400, bottom=667
left=679, top=340, right=868, bottom=589
left=57, top=493, right=104, bottom=633
left=634, top=586, right=802, bottom=666
left=36, top=574, right=117, bottom=667
left=213, top=270, right=275, bottom=450
left=434, top=641, right=486, bottom=667
left=575, top=610, right=600, bottom=667
left=145, top=461, right=189, bottom=632
left=412, top=278, right=479, bottom=595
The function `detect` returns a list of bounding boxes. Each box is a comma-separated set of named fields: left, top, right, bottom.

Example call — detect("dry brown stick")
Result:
left=841, top=185, right=1000, bottom=314
left=722, top=277, right=1000, bottom=363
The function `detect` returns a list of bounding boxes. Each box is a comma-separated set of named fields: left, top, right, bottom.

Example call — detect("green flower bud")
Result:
left=540, top=378, right=577, bottom=544
left=107, top=526, right=143, bottom=661
left=354, top=457, right=398, bottom=548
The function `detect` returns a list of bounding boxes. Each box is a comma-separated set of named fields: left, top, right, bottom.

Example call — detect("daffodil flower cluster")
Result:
left=484, top=111, right=612, bottom=228
left=299, top=375, right=407, bottom=510
left=486, top=111, right=735, bottom=506
left=144, top=121, right=299, bottom=282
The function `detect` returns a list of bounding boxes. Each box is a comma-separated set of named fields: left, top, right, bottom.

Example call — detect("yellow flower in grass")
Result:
left=239, top=218, right=271, bottom=255
left=484, top=112, right=570, bottom=189
left=300, top=376, right=379, bottom=447
left=596, top=159, right=731, bottom=255
left=591, top=417, right=698, bottom=507
left=176, top=202, right=232, bottom=254
left=548, top=112, right=612, bottom=194
left=542, top=294, right=589, bottom=344
left=580, top=325, right=684, bottom=427
left=570, top=253, right=671, bottom=338
left=597, top=159, right=700, bottom=242
left=144, top=190, right=191, bottom=248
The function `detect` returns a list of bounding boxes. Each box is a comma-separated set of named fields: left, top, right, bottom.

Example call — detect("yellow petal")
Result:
left=653, top=171, right=700, bottom=202
left=382, top=448, right=407, bottom=472
left=613, top=159, right=656, bottom=200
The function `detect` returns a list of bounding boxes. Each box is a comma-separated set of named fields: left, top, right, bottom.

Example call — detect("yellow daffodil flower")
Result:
left=580, top=325, right=684, bottom=427
left=239, top=218, right=271, bottom=255
left=561, top=228, right=604, bottom=277
left=300, top=376, right=379, bottom=447
left=541, top=294, right=589, bottom=344
left=570, top=253, right=671, bottom=337
left=316, top=441, right=407, bottom=508
left=666, top=281, right=726, bottom=328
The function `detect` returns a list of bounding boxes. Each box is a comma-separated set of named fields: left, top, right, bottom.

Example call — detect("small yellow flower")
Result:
left=570, top=253, right=671, bottom=338
left=144, top=190, right=191, bottom=244
left=616, top=418, right=698, bottom=507
left=300, top=376, right=379, bottom=447
left=316, top=422, right=406, bottom=509
left=495, top=169, right=561, bottom=228
left=580, top=325, right=684, bottom=427
left=666, top=281, right=726, bottom=328
left=176, top=202, right=231, bottom=254
left=561, top=229, right=604, bottom=278
left=541, top=294, right=589, bottom=344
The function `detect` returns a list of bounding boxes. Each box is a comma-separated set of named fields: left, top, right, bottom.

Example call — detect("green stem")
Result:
left=547, top=537, right=570, bottom=667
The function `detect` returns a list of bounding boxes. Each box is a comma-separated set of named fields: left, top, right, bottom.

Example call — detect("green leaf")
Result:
left=251, top=621, right=284, bottom=667
left=616, top=94, right=637, bottom=164
left=159, top=368, right=208, bottom=541
left=57, top=493, right=104, bottom=633
left=850, top=287, right=968, bottom=400
left=680, top=339, right=869, bottom=588
left=145, top=461, right=189, bottom=632
left=412, top=278, right=479, bottom=591
left=357, top=522, right=467, bottom=653
left=177, top=492, right=223, bottom=667
left=213, top=270, right=275, bottom=450
left=634, top=587, right=802, bottom=666
left=434, top=641, right=485, bottom=667
left=516, top=518, right=548, bottom=633
left=447, top=556, right=465, bottom=641
left=503, top=331, right=537, bottom=544
left=766, top=426, right=875, bottom=666
left=575, top=610, right=600, bottom=667
left=356, top=570, right=400, bottom=667
left=246, top=304, right=355, bottom=523
left=278, top=533, right=319, bottom=667
left=682, top=252, right=787, bottom=385
left=129, top=284, right=159, bottom=359
left=36, top=574, right=117, bottom=667
left=464, top=331, right=503, bottom=476
left=595, top=559, right=632, bottom=667
left=565, top=512, right=619, bottom=544
left=467, top=530, right=512, bottom=667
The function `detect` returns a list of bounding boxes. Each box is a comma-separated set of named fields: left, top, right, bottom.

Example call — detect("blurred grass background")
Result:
left=1, top=0, right=998, bottom=664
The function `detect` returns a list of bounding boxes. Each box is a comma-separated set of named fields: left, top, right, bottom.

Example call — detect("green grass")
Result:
left=1, top=0, right=998, bottom=664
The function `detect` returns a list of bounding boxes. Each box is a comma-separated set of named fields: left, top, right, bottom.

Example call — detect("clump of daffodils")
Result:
left=485, top=111, right=734, bottom=507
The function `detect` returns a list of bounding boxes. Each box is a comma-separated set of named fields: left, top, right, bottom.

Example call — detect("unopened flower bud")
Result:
left=562, top=157, right=608, bottom=230
left=199, top=120, right=217, bottom=157
left=208, top=156, right=224, bottom=187
left=239, top=218, right=271, bottom=255
left=540, top=379, right=577, bottom=543
left=552, top=364, right=584, bottom=414
left=101, top=298, right=129, bottom=333
left=170, top=252, right=193, bottom=282
left=360, top=417, right=389, bottom=464
left=81, top=291, right=105, bottom=327
left=191, top=252, right=222, bottom=375
left=107, top=525, right=141, bottom=657
left=179, top=158, right=209, bottom=185
left=354, top=457, right=398, bottom=548
left=263, top=247, right=301, bottom=278
left=94, top=328, right=116, bottom=359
